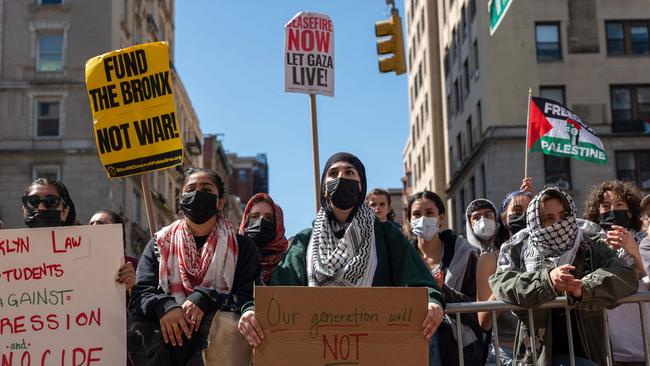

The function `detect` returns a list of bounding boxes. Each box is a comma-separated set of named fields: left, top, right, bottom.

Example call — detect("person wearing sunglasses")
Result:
left=22, top=178, right=76, bottom=228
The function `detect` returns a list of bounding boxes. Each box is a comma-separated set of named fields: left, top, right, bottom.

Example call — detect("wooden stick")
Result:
left=524, top=87, right=532, bottom=179
left=140, top=173, right=158, bottom=236
left=309, top=94, right=321, bottom=212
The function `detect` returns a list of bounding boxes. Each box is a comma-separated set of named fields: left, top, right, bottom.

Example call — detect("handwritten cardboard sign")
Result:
left=85, top=42, right=183, bottom=178
left=254, top=287, right=428, bottom=366
left=284, top=12, right=334, bottom=97
left=0, top=225, right=126, bottom=365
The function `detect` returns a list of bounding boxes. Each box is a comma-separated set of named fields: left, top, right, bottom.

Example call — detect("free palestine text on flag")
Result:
left=528, top=96, right=608, bottom=165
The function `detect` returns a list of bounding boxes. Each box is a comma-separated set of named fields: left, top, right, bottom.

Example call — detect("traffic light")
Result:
left=375, top=9, right=406, bottom=75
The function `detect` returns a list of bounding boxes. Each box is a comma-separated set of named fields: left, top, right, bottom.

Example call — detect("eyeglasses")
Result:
left=22, top=195, right=63, bottom=210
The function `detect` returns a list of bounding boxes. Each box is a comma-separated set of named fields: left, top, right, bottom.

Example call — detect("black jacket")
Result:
left=130, top=233, right=260, bottom=321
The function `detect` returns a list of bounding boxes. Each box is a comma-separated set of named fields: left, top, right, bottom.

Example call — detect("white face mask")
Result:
left=472, top=218, right=496, bottom=240
left=411, top=216, right=438, bottom=241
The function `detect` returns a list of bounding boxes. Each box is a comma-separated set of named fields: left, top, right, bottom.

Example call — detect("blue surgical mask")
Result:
left=411, top=216, right=438, bottom=241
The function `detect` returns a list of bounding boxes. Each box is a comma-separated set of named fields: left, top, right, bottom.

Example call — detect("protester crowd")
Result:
left=8, top=151, right=650, bottom=366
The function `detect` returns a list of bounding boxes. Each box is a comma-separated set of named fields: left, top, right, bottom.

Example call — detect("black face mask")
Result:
left=326, top=177, right=361, bottom=210
left=180, top=190, right=218, bottom=224
left=600, top=210, right=630, bottom=230
left=25, top=209, right=63, bottom=228
left=244, top=217, right=276, bottom=247
left=507, top=213, right=527, bottom=235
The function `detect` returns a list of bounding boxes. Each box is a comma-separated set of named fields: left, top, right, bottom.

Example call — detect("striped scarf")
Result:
left=156, top=217, right=238, bottom=304
left=307, top=204, right=376, bottom=287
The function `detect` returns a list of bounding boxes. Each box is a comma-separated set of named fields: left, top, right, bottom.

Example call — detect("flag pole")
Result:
left=524, top=87, right=532, bottom=179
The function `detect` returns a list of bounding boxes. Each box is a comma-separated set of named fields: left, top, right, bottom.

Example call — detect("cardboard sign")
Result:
left=85, top=42, right=183, bottom=178
left=0, top=225, right=126, bottom=365
left=284, top=12, right=334, bottom=97
left=254, top=287, right=428, bottom=366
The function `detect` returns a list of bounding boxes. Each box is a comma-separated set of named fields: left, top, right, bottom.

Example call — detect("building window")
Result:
left=610, top=85, right=650, bottom=133
left=456, top=133, right=463, bottom=161
left=239, top=169, right=248, bottom=181
left=32, top=165, right=60, bottom=181
left=461, top=5, right=467, bottom=40
left=472, top=40, right=479, bottom=77
left=616, top=150, right=650, bottom=190
left=606, top=21, right=650, bottom=55
left=470, top=176, right=476, bottom=200
left=540, top=86, right=566, bottom=104
left=469, top=0, right=476, bottom=21
left=424, top=93, right=429, bottom=119
left=544, top=155, right=572, bottom=190
left=463, top=59, right=470, bottom=98
left=476, top=101, right=482, bottom=139
left=37, top=33, right=63, bottom=71
left=466, top=117, right=473, bottom=149
left=36, top=100, right=61, bottom=137
left=454, top=78, right=461, bottom=113
left=40, top=0, right=63, bottom=4
left=452, top=27, right=457, bottom=62
left=459, top=188, right=466, bottom=229
left=133, top=190, right=142, bottom=225
left=481, top=164, right=486, bottom=197
left=536, top=23, right=562, bottom=60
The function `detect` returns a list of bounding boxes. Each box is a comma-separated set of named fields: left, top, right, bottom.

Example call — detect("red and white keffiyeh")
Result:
left=156, top=217, right=238, bottom=304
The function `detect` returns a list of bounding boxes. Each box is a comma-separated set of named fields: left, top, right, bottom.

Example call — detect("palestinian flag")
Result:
left=528, top=96, right=608, bottom=164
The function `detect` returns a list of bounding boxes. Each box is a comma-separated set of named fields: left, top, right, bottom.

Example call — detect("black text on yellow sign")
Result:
left=85, top=42, right=183, bottom=178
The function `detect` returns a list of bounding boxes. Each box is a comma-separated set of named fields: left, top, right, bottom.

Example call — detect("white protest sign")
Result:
left=0, top=225, right=126, bottom=365
left=284, top=12, right=334, bottom=97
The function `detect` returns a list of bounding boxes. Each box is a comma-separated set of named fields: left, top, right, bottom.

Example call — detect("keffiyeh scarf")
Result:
left=307, top=204, right=377, bottom=287
left=523, top=188, right=581, bottom=272
left=156, top=217, right=238, bottom=304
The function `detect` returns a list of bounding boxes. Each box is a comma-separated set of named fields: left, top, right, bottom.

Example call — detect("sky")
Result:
left=175, top=1, right=408, bottom=235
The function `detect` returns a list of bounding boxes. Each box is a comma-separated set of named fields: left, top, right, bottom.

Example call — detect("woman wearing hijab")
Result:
left=237, top=152, right=444, bottom=351
left=408, top=191, right=483, bottom=365
left=128, top=168, right=260, bottom=366
left=239, top=193, right=289, bottom=285
left=22, top=177, right=76, bottom=228
left=490, top=187, right=638, bottom=366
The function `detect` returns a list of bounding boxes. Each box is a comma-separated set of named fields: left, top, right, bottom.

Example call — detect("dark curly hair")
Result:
left=583, top=180, right=643, bottom=231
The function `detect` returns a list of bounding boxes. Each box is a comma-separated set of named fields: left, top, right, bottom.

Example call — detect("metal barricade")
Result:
left=443, top=291, right=650, bottom=366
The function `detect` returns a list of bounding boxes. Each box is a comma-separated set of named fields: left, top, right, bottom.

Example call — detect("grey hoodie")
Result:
left=465, top=198, right=499, bottom=254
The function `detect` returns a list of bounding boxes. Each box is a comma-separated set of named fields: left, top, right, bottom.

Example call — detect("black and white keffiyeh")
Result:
left=307, top=204, right=377, bottom=287
left=523, top=187, right=581, bottom=271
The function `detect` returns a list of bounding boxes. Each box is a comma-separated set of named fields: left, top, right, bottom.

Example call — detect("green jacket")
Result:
left=489, top=235, right=638, bottom=366
left=242, top=220, right=444, bottom=312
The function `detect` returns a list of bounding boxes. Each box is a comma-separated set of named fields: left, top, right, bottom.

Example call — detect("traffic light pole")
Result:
left=309, top=94, right=322, bottom=213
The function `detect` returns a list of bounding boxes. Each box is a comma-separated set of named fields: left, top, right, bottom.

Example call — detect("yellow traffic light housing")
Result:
left=375, top=10, right=406, bottom=75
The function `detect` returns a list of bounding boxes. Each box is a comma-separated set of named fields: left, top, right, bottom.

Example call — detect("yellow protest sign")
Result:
left=85, top=42, right=183, bottom=178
